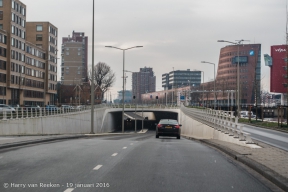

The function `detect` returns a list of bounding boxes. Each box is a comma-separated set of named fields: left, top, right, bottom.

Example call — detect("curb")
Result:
left=198, top=138, right=288, bottom=192
left=0, top=135, right=86, bottom=150
left=0, top=133, right=134, bottom=150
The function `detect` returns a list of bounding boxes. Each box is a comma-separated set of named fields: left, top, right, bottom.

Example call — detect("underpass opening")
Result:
left=109, top=111, right=178, bottom=132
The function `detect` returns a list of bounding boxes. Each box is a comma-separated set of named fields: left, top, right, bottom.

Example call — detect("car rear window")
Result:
left=159, top=120, right=178, bottom=125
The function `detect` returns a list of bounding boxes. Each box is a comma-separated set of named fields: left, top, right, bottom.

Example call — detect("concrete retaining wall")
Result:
left=180, top=110, right=252, bottom=147
left=0, top=108, right=110, bottom=135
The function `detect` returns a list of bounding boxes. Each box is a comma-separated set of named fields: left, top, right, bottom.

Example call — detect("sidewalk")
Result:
left=199, top=139, right=288, bottom=191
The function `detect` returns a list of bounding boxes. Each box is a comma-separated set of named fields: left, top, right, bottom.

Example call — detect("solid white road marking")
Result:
left=112, top=153, right=118, bottom=156
left=64, top=188, right=74, bottom=192
left=93, top=165, right=103, bottom=170
left=123, top=147, right=127, bottom=149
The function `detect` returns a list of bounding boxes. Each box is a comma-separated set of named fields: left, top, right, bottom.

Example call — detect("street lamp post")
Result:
left=201, top=61, right=215, bottom=110
left=134, top=96, right=137, bottom=133
left=105, top=46, right=143, bottom=133
left=90, top=0, right=95, bottom=134
left=196, top=70, right=205, bottom=107
left=217, top=39, right=248, bottom=117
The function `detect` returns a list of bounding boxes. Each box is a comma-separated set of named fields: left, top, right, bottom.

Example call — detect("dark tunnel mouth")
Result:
left=110, top=111, right=179, bottom=132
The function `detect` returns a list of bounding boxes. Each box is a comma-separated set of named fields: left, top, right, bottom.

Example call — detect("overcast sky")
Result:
left=23, top=0, right=287, bottom=99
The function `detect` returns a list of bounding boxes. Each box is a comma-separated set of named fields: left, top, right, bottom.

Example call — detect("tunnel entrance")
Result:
left=110, top=111, right=178, bottom=132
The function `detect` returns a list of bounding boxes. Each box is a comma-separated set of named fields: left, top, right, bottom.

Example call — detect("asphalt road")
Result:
left=0, top=132, right=274, bottom=192
left=241, top=124, right=288, bottom=151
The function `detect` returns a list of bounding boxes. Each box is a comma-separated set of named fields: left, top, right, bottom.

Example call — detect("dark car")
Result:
left=155, top=119, right=182, bottom=139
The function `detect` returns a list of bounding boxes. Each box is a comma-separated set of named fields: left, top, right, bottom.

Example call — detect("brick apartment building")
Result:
left=0, top=0, right=58, bottom=106
left=61, top=31, right=88, bottom=85
left=132, top=67, right=156, bottom=102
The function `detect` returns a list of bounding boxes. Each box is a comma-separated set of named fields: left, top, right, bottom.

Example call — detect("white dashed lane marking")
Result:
left=112, top=153, right=118, bottom=156
left=130, top=143, right=134, bottom=145
left=123, top=147, right=127, bottom=149
left=64, top=188, right=74, bottom=192
left=93, top=165, right=103, bottom=170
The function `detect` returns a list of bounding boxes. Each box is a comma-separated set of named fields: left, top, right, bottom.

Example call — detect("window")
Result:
left=0, top=0, right=3, bottom=7
left=0, top=11, right=3, bottom=20
left=11, top=37, right=14, bottom=46
left=0, top=24, right=2, bottom=30
left=0, top=47, right=6, bottom=57
left=19, top=29, right=22, bottom=38
left=36, top=25, right=42, bottom=31
left=0, top=60, right=6, bottom=70
left=36, top=34, right=42, bottom=41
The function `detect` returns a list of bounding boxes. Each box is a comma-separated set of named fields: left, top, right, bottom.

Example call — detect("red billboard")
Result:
left=270, top=45, right=288, bottom=93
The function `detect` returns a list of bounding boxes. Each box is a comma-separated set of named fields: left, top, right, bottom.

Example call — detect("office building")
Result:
left=61, top=31, right=88, bottom=85
left=0, top=0, right=58, bottom=106
left=116, top=90, right=132, bottom=103
left=202, top=44, right=261, bottom=107
left=132, top=67, right=156, bottom=102
left=162, top=69, right=201, bottom=90
left=269, top=45, right=287, bottom=93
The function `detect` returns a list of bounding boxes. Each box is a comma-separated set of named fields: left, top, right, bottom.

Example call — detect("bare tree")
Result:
left=89, top=62, right=116, bottom=99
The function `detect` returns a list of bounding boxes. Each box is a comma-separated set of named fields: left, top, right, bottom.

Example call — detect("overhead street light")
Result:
left=217, top=39, right=249, bottom=117
left=105, top=45, right=143, bottom=133
left=201, top=61, right=216, bottom=110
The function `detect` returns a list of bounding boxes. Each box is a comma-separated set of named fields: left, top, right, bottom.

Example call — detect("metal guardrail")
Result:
left=181, top=105, right=254, bottom=144
left=0, top=104, right=108, bottom=121
left=109, top=104, right=179, bottom=109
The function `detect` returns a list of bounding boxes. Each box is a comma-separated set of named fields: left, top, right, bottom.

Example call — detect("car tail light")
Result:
left=157, top=124, right=162, bottom=128
left=174, top=125, right=180, bottom=129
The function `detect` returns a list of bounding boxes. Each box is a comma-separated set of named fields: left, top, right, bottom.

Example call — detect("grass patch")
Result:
left=239, top=118, right=288, bottom=130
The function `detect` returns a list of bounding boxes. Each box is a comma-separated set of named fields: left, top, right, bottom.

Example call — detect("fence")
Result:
left=0, top=104, right=107, bottom=121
